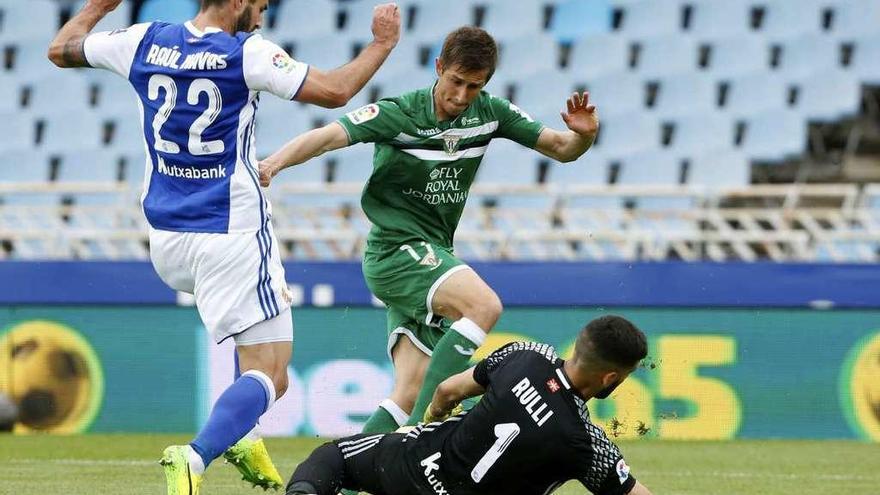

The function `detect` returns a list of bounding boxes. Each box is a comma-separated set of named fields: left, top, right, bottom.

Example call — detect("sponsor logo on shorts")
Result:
left=454, top=345, right=475, bottom=356
left=346, top=104, right=380, bottom=125
left=420, top=452, right=449, bottom=495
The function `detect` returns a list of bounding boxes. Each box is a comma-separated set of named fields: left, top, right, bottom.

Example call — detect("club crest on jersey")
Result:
left=546, top=378, right=561, bottom=393
left=347, top=104, right=380, bottom=125
left=616, top=459, right=631, bottom=484
left=442, top=134, right=462, bottom=155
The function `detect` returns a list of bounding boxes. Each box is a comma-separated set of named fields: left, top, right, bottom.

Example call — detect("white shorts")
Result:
left=149, top=224, right=293, bottom=344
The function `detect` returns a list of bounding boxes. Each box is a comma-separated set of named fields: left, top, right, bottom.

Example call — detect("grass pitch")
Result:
left=0, top=434, right=877, bottom=494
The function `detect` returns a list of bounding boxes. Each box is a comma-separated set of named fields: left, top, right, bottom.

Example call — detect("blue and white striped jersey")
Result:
left=84, top=21, right=309, bottom=233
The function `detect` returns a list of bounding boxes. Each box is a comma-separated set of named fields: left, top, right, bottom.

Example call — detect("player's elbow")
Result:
left=322, top=86, right=349, bottom=108
left=47, top=42, right=67, bottom=68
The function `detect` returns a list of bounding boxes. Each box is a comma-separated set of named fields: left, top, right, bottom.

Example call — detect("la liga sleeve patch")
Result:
left=346, top=104, right=380, bottom=125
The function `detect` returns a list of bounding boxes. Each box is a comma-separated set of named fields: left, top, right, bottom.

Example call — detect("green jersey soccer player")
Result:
left=261, top=27, right=599, bottom=433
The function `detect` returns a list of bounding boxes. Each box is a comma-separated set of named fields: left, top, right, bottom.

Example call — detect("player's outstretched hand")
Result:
left=258, top=160, right=277, bottom=187
left=371, top=3, right=401, bottom=48
left=86, top=0, right=124, bottom=14
left=560, top=91, right=599, bottom=138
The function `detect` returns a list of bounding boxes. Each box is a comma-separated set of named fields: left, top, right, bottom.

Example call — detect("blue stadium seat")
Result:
left=273, top=0, right=338, bottom=39
left=829, top=0, right=880, bottom=41
left=123, top=151, right=146, bottom=188
left=668, top=113, right=735, bottom=158
left=567, top=34, right=629, bottom=80
left=95, top=78, right=140, bottom=120
left=550, top=0, right=612, bottom=43
left=705, top=35, right=770, bottom=80
left=374, top=67, right=435, bottom=99
left=687, top=149, right=750, bottom=188
left=617, top=150, right=682, bottom=185
left=57, top=149, right=121, bottom=182
left=40, top=112, right=104, bottom=153
left=28, top=73, right=92, bottom=116
left=477, top=139, right=541, bottom=185
left=482, top=0, right=546, bottom=42
left=495, top=35, right=558, bottom=80
left=584, top=72, right=645, bottom=118
left=10, top=44, right=58, bottom=78
left=0, top=0, right=58, bottom=43
left=370, top=40, right=424, bottom=84
left=651, top=74, right=718, bottom=120
left=410, top=0, right=476, bottom=43
left=76, top=0, right=132, bottom=32
left=740, top=109, right=807, bottom=162
left=688, top=0, right=752, bottom=41
left=547, top=150, right=610, bottom=185
left=291, top=35, right=356, bottom=71
left=635, top=35, right=698, bottom=80
left=759, top=0, right=823, bottom=42
left=137, top=0, right=197, bottom=23
left=341, top=0, right=409, bottom=40
left=618, top=0, right=683, bottom=39
left=776, top=34, right=840, bottom=82
left=592, top=112, right=660, bottom=158
left=0, top=111, right=37, bottom=152
left=254, top=98, right=314, bottom=158
left=512, top=71, right=575, bottom=116
left=851, top=36, right=880, bottom=86
left=0, top=149, right=50, bottom=182
left=793, top=71, right=862, bottom=122
left=722, top=73, right=788, bottom=119
left=332, top=144, right=374, bottom=183
left=110, top=116, right=147, bottom=155
left=0, top=75, right=21, bottom=112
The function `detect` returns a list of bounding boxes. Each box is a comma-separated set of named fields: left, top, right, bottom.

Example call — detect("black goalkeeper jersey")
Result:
left=396, top=342, right=637, bottom=495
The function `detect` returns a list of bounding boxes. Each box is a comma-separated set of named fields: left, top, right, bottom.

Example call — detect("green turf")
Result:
left=0, top=434, right=877, bottom=494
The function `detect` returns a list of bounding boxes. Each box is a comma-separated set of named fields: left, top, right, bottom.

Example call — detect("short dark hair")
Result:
left=200, top=0, right=226, bottom=8
left=574, top=315, right=647, bottom=370
left=439, top=26, right=498, bottom=79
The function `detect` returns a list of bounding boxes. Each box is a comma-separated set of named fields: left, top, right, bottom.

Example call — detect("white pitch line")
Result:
left=637, top=470, right=878, bottom=482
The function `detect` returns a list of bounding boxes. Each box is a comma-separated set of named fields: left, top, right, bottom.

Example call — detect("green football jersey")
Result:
left=337, top=83, right=545, bottom=249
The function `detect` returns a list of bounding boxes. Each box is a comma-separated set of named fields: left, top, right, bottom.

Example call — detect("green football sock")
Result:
left=407, top=318, right=487, bottom=425
left=361, top=399, right=408, bottom=433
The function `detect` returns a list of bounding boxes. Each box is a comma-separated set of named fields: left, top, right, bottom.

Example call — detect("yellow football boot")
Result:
left=224, top=437, right=284, bottom=490
left=159, top=445, right=203, bottom=495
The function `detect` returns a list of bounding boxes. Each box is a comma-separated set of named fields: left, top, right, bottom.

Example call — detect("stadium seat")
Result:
left=0, top=111, right=37, bottom=152
left=76, top=0, right=133, bottom=32
left=0, top=0, right=58, bottom=44
left=618, top=0, right=683, bottom=39
left=722, top=73, right=789, bottom=119
left=254, top=99, right=314, bottom=158
left=95, top=77, right=140, bottom=119
left=57, top=149, right=121, bottom=182
left=370, top=40, right=424, bottom=84
left=850, top=35, right=880, bottom=86
left=739, top=109, right=807, bottom=162
left=547, top=150, right=610, bottom=185
left=793, top=71, right=862, bottom=122
left=668, top=113, right=735, bottom=158
left=617, top=150, right=682, bottom=185
left=332, top=144, right=374, bottom=183
left=776, top=34, right=840, bottom=82
left=409, top=0, right=476, bottom=43
left=634, top=35, right=698, bottom=80
left=373, top=67, right=436, bottom=99
left=291, top=35, right=356, bottom=71
left=584, top=72, right=645, bottom=118
left=828, top=0, right=880, bottom=41
left=512, top=71, right=575, bottom=116
left=704, top=35, right=770, bottom=80
left=477, top=139, right=541, bottom=185
left=759, top=0, right=824, bottom=42
left=688, top=0, right=752, bottom=41
left=341, top=0, right=411, bottom=40
left=0, top=149, right=51, bottom=182
left=110, top=116, right=147, bottom=155
left=687, top=149, right=750, bottom=188
left=137, top=0, right=198, bottom=23
left=567, top=34, right=629, bottom=80
left=9, top=44, right=58, bottom=78
left=28, top=73, right=92, bottom=116
left=651, top=73, right=718, bottom=120
left=40, top=112, right=104, bottom=153
left=549, top=0, right=612, bottom=43
left=592, top=112, right=660, bottom=158
left=0, top=75, right=21, bottom=112
left=481, top=0, right=546, bottom=42
left=273, top=0, right=338, bottom=39
left=495, top=35, right=558, bottom=80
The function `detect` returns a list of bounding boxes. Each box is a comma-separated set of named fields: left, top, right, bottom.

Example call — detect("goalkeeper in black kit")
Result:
left=286, top=315, right=654, bottom=495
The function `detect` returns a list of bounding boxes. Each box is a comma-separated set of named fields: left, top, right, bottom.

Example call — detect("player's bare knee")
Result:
left=273, top=371, right=289, bottom=398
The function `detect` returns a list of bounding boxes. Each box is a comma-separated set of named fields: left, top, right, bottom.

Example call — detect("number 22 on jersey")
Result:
left=148, top=74, right=225, bottom=156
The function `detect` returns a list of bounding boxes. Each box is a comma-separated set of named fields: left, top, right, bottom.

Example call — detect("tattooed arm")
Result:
left=47, top=0, right=122, bottom=68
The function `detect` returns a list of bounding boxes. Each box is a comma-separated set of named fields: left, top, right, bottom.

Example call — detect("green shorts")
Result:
left=362, top=240, right=471, bottom=358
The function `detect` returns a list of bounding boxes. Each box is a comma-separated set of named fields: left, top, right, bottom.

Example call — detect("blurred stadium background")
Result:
left=1, top=0, right=879, bottom=492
